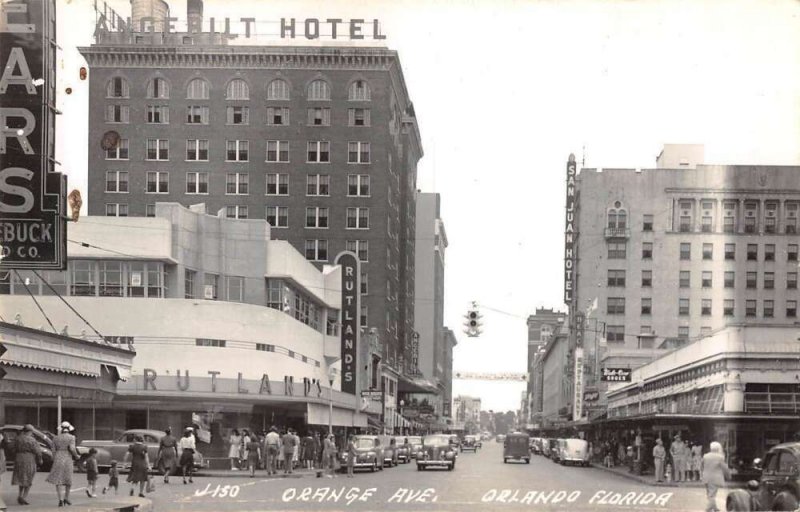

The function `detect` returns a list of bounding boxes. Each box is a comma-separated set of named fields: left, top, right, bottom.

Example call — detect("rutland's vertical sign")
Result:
left=563, top=154, right=578, bottom=305
left=573, top=347, right=584, bottom=420
left=0, top=0, right=67, bottom=270
left=335, top=252, right=359, bottom=395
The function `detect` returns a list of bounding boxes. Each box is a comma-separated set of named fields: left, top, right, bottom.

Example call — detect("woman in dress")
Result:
left=46, top=423, right=80, bottom=506
left=240, top=429, right=251, bottom=468
left=157, top=427, right=178, bottom=483
left=12, top=425, right=42, bottom=505
left=178, top=428, right=196, bottom=484
left=228, top=429, right=241, bottom=470
left=302, top=433, right=315, bottom=469
left=125, top=435, right=150, bottom=498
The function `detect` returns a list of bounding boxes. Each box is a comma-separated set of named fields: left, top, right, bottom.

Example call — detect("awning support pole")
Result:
left=57, top=395, right=62, bottom=431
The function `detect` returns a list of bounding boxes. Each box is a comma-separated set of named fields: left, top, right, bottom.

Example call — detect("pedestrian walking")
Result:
left=241, top=429, right=251, bottom=466
left=12, top=425, right=42, bottom=506
left=178, top=428, right=196, bottom=484
left=652, top=438, right=666, bottom=482
left=302, top=433, right=315, bottom=469
left=228, top=429, right=242, bottom=470
left=282, top=429, right=297, bottom=474
left=323, top=434, right=337, bottom=478
left=157, top=427, right=178, bottom=483
left=0, top=430, right=7, bottom=511
left=312, top=432, right=322, bottom=470
left=292, top=429, right=300, bottom=469
left=702, top=442, right=731, bottom=512
left=346, top=436, right=356, bottom=478
left=246, top=436, right=261, bottom=477
left=264, top=426, right=280, bottom=475
left=102, top=460, right=119, bottom=495
left=124, top=435, right=150, bottom=498
left=670, top=434, right=685, bottom=482
left=46, top=422, right=80, bottom=507
left=85, top=448, right=99, bottom=497
left=692, top=443, right=703, bottom=481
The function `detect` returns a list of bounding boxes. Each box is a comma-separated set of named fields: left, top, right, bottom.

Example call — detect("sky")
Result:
left=53, top=0, right=800, bottom=412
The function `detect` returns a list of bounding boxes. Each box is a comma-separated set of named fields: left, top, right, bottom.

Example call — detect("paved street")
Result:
left=2, top=442, right=725, bottom=511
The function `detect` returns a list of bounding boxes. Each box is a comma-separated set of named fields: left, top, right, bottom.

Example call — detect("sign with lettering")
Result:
left=583, top=391, right=600, bottom=402
left=336, top=252, right=359, bottom=395
left=601, top=367, right=632, bottom=382
left=573, top=347, right=584, bottom=419
left=563, top=156, right=578, bottom=305
left=0, top=0, right=66, bottom=270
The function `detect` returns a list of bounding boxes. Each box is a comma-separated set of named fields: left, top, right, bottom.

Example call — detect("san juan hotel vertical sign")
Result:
left=0, top=0, right=67, bottom=270
left=335, top=252, right=360, bottom=395
left=564, top=154, right=583, bottom=420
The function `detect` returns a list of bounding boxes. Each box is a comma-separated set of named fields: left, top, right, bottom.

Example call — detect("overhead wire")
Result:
left=13, top=269, right=58, bottom=334
left=31, top=270, right=107, bottom=343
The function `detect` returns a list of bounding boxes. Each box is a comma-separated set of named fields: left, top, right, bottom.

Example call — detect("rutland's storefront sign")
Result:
left=563, top=155, right=578, bottom=304
left=336, top=252, right=359, bottom=395
left=0, top=0, right=66, bottom=269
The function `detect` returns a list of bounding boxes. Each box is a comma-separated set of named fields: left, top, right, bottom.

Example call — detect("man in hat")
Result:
left=263, top=427, right=280, bottom=476
left=652, top=438, right=666, bottom=483
left=670, top=434, right=686, bottom=482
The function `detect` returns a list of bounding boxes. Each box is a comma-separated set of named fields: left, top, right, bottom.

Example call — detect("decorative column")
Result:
left=723, top=372, right=745, bottom=413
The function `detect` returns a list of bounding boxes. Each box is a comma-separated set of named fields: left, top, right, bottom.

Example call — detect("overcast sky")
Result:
left=55, top=0, right=800, bottom=412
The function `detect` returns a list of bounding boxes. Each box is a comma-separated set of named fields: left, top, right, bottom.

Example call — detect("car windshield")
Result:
left=354, top=438, right=376, bottom=449
left=423, top=435, right=450, bottom=447
left=408, top=437, right=422, bottom=445
left=394, top=437, right=407, bottom=444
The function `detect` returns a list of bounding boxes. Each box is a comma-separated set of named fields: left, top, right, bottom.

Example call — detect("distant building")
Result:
left=524, top=308, right=566, bottom=424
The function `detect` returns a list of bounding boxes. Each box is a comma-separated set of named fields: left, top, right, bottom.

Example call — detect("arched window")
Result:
left=146, top=77, right=169, bottom=99
left=186, top=78, right=209, bottom=100
left=607, top=201, right=628, bottom=231
left=226, top=79, right=249, bottom=100
left=348, top=80, right=371, bottom=101
left=106, top=77, right=129, bottom=98
left=267, top=79, right=290, bottom=100
left=307, top=79, right=330, bottom=101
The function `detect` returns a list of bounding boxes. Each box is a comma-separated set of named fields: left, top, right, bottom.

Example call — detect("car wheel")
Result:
left=503, top=458, right=507, bottom=464
left=417, top=464, right=423, bottom=471
left=773, top=492, right=799, bottom=511
left=448, top=462, right=454, bottom=471
left=725, top=489, right=753, bottom=511
left=371, top=462, right=377, bottom=473
left=526, top=458, right=530, bottom=464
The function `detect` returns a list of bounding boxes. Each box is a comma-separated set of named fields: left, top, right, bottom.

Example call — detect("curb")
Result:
left=590, top=463, right=705, bottom=488
left=194, top=470, right=320, bottom=479
left=5, top=496, right=153, bottom=512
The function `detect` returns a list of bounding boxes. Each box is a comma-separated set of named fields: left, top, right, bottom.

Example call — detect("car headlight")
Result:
left=446, top=451, right=454, bottom=458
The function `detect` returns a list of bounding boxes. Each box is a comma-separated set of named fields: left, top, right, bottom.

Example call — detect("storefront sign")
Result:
left=584, top=391, right=599, bottom=402
left=141, top=369, right=324, bottom=397
left=0, top=0, right=67, bottom=269
left=336, top=252, right=359, bottom=395
left=601, top=367, right=632, bottom=382
left=563, top=155, right=578, bottom=305
left=573, top=347, right=584, bottom=420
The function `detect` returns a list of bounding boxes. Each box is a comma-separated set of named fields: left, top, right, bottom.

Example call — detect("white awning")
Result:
left=307, top=403, right=366, bottom=427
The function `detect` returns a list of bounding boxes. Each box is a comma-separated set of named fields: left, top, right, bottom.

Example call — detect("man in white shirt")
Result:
left=263, top=427, right=281, bottom=476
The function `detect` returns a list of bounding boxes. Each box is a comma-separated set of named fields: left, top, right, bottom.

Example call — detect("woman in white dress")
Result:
left=228, top=429, right=241, bottom=470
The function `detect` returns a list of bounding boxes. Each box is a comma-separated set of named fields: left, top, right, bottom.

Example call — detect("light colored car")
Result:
left=78, top=429, right=206, bottom=473
left=407, top=436, right=422, bottom=459
left=338, top=435, right=383, bottom=472
left=416, top=434, right=456, bottom=471
left=462, top=435, right=480, bottom=452
left=558, top=438, right=590, bottom=466
left=377, top=435, right=399, bottom=467
left=393, top=436, right=412, bottom=463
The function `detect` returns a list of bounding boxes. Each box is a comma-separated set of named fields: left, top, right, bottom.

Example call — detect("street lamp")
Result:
left=399, top=399, right=405, bottom=435
left=327, top=366, right=337, bottom=436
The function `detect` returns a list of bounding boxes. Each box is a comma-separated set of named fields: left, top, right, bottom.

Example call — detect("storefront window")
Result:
left=71, top=260, right=96, bottom=296
left=147, top=266, right=163, bottom=297
left=41, top=270, right=67, bottom=296
left=100, top=261, right=123, bottom=297
left=128, top=262, right=145, bottom=297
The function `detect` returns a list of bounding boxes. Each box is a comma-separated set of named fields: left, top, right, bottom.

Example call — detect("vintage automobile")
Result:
left=416, top=434, right=456, bottom=471
left=726, top=443, right=800, bottom=511
left=448, top=434, right=462, bottom=454
left=549, top=439, right=564, bottom=462
left=1, top=425, right=55, bottom=472
left=407, top=436, right=423, bottom=459
left=377, top=435, right=399, bottom=467
left=338, top=435, right=384, bottom=472
left=462, top=435, right=480, bottom=452
left=529, top=437, right=543, bottom=455
left=77, top=429, right=206, bottom=473
left=503, top=432, right=531, bottom=464
left=393, top=436, right=412, bottom=463
left=558, top=438, right=590, bottom=466
left=496, top=434, right=506, bottom=444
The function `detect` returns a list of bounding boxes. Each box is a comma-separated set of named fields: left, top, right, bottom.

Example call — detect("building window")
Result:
left=701, top=271, right=712, bottom=288
left=196, top=338, right=226, bottom=347
left=70, top=260, right=95, bottom=295
left=641, top=298, right=652, bottom=315
left=765, top=202, right=778, bottom=233
left=763, top=300, right=774, bottom=318
left=146, top=171, right=169, bottom=193
left=723, top=216, right=735, bottom=233
left=307, top=107, right=330, bottom=126
left=306, top=207, right=329, bottom=228
left=146, top=138, right=169, bottom=160
left=764, top=272, right=775, bottom=289
left=226, top=79, right=249, bottom=100
left=765, top=244, right=775, bottom=261
left=145, top=204, right=155, bottom=217
left=744, top=202, right=758, bottom=233
left=701, top=299, right=712, bottom=316
left=306, top=174, right=330, bottom=196
left=203, top=273, right=218, bottom=300
left=146, top=77, right=169, bottom=99
left=349, top=108, right=371, bottom=127
left=745, top=300, right=757, bottom=317
left=105, top=203, right=128, bottom=217
left=723, top=201, right=737, bottom=232
left=146, top=105, right=169, bottom=124
left=186, top=105, right=209, bottom=124
left=227, top=276, right=244, bottom=302
left=267, top=79, right=290, bottom=100
left=304, top=239, right=328, bottom=261
left=347, top=175, right=370, bottom=197
left=607, top=270, right=626, bottom=287
left=702, top=243, right=713, bottom=260
left=787, top=300, right=797, bottom=318
left=677, top=326, right=689, bottom=339
left=266, top=206, right=288, bottom=228
left=607, top=297, right=625, bottom=315
left=348, top=80, right=371, bottom=101
left=186, top=139, right=209, bottom=161
left=346, top=207, right=369, bottom=229
left=641, top=242, right=653, bottom=259
left=106, top=104, right=130, bottom=123
left=679, top=271, right=690, bottom=288
left=724, top=299, right=734, bottom=316
left=746, top=272, right=757, bottom=289
left=607, top=208, right=627, bottom=229
left=307, top=79, right=330, bottom=100
left=788, top=272, right=798, bottom=290
left=642, top=214, right=653, bottom=231
left=225, top=205, right=248, bottom=219
left=226, top=140, right=249, bottom=161
left=701, top=215, right=713, bottom=232
left=348, top=142, right=371, bottom=164
left=267, top=107, right=290, bottom=126
left=786, top=203, right=798, bottom=233
left=607, top=242, right=626, bottom=259
left=679, top=298, right=690, bottom=316
left=725, top=243, right=735, bottom=260
left=267, top=140, right=290, bottom=162
left=346, top=240, right=368, bottom=262
left=186, top=78, right=209, bottom=100
left=679, top=243, right=691, bottom=260
left=185, top=269, right=195, bottom=299
left=641, top=270, right=652, bottom=287
left=106, top=76, right=129, bottom=98
left=186, top=172, right=209, bottom=194
left=105, top=171, right=128, bottom=193
left=105, top=138, right=129, bottom=160
left=226, top=173, right=249, bottom=195
left=788, top=244, right=798, bottom=262
left=226, top=106, right=250, bottom=125
left=266, top=174, right=289, bottom=195
left=724, top=271, right=734, bottom=288
left=747, top=244, right=758, bottom=261
left=360, top=271, right=368, bottom=295
left=360, top=305, right=368, bottom=328
left=306, top=141, right=330, bottom=163
left=256, top=343, right=275, bottom=352
left=606, top=325, right=625, bottom=343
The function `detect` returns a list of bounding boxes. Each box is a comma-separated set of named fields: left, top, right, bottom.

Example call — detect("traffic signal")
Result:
left=463, top=305, right=483, bottom=337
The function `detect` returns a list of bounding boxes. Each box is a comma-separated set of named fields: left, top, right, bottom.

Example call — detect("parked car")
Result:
left=77, top=429, right=206, bottom=473
left=503, top=432, right=531, bottom=464
left=448, top=434, right=462, bottom=454
left=496, top=434, right=506, bottom=444
left=416, top=434, right=456, bottom=471
left=393, top=436, right=411, bottom=463
left=726, top=442, right=800, bottom=511
left=530, top=437, right=543, bottom=455
left=550, top=439, right=564, bottom=462
left=338, top=435, right=383, bottom=472
left=377, top=435, right=399, bottom=467
left=407, top=436, right=422, bottom=459
left=462, top=435, right=480, bottom=452
left=1, top=425, right=54, bottom=472
left=558, top=438, right=590, bottom=466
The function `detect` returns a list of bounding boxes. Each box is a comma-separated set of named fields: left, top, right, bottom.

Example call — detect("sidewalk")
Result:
left=195, top=467, right=323, bottom=479
left=591, top=463, right=731, bottom=488
left=0, top=496, right=152, bottom=512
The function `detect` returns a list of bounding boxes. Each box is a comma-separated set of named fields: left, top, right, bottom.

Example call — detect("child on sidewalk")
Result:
left=85, top=448, right=99, bottom=497
left=102, top=460, right=119, bottom=495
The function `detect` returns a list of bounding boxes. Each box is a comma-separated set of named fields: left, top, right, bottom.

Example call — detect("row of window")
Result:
left=607, top=297, right=798, bottom=318
left=105, top=171, right=372, bottom=197
left=608, top=269, right=798, bottom=289
left=106, top=138, right=372, bottom=164
left=608, top=241, right=799, bottom=261
left=107, top=77, right=372, bottom=102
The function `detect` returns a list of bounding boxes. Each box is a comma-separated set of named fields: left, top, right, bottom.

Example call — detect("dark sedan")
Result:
left=1, top=425, right=55, bottom=472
